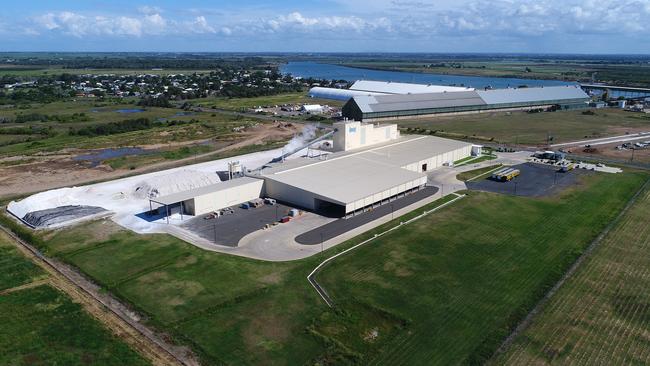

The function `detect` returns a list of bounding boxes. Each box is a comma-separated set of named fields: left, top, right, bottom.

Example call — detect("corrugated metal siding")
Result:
left=369, top=91, right=486, bottom=112
left=477, top=86, right=589, bottom=104
left=344, top=86, right=589, bottom=120
left=350, top=80, right=474, bottom=94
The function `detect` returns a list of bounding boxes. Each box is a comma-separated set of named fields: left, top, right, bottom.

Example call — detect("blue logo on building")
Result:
left=349, top=127, right=357, bottom=133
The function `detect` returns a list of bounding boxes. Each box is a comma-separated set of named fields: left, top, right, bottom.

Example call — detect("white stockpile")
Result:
left=132, top=170, right=221, bottom=199
left=8, top=148, right=284, bottom=233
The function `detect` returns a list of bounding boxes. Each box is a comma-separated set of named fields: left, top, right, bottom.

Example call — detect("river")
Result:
left=280, top=61, right=574, bottom=89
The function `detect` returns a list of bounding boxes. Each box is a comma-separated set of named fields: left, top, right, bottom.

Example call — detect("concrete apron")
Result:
left=161, top=184, right=460, bottom=262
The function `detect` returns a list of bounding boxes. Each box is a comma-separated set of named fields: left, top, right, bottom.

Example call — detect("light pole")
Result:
left=514, top=182, right=518, bottom=196
left=554, top=171, right=558, bottom=185
left=391, top=204, right=394, bottom=221
left=320, top=232, right=324, bottom=255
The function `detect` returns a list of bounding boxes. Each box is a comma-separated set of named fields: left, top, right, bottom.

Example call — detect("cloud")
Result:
left=236, top=12, right=394, bottom=36
left=30, top=10, right=224, bottom=37
left=138, top=6, right=163, bottom=15
left=20, top=1, right=650, bottom=49
left=187, top=16, right=216, bottom=34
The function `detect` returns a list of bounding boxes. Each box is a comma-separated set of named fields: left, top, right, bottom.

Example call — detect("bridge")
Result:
left=580, top=84, right=650, bottom=100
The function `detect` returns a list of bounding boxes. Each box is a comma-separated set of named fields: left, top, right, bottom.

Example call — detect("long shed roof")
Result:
left=348, top=85, right=589, bottom=114
left=350, top=80, right=474, bottom=94
left=476, top=86, right=588, bottom=105
left=261, top=135, right=471, bottom=205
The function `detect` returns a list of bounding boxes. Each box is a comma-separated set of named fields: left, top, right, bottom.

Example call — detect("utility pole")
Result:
left=391, top=204, right=394, bottom=221
left=320, top=232, right=324, bottom=255
left=213, top=223, right=217, bottom=244
left=514, top=182, right=518, bottom=196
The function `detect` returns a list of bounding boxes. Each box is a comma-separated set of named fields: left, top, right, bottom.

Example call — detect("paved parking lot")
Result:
left=295, top=186, right=439, bottom=245
left=466, top=162, right=592, bottom=197
left=181, top=203, right=295, bottom=247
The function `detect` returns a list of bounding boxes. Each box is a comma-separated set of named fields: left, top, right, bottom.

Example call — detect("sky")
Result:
left=0, top=0, right=649, bottom=54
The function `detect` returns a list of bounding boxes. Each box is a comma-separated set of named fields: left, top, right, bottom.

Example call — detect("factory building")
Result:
left=349, top=80, right=474, bottom=94
left=152, top=122, right=472, bottom=219
left=342, top=85, right=590, bottom=121
left=260, top=132, right=472, bottom=217
left=308, top=87, right=388, bottom=101
left=309, top=80, right=473, bottom=101
left=151, top=177, right=263, bottom=217
left=332, top=121, right=399, bottom=151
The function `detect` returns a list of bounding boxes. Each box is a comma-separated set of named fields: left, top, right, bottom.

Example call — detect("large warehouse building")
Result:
left=260, top=133, right=472, bottom=216
left=151, top=123, right=473, bottom=219
left=309, top=80, right=473, bottom=101
left=342, top=85, right=590, bottom=121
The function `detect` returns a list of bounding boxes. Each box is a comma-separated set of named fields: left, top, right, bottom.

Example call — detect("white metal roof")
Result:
left=354, top=91, right=486, bottom=113
left=349, top=86, right=590, bottom=114
left=152, top=176, right=262, bottom=205
left=477, top=85, right=589, bottom=105
left=350, top=80, right=474, bottom=94
left=261, top=135, right=471, bottom=205
left=308, top=87, right=388, bottom=101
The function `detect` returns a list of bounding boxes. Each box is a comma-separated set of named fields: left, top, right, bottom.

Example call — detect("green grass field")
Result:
left=456, top=164, right=503, bottom=181
left=25, top=168, right=646, bottom=365
left=0, top=98, right=260, bottom=157
left=494, top=183, right=650, bottom=365
left=0, top=230, right=149, bottom=366
left=400, top=109, right=650, bottom=145
left=0, top=285, right=150, bottom=366
left=316, top=171, right=647, bottom=365
left=0, top=231, right=45, bottom=291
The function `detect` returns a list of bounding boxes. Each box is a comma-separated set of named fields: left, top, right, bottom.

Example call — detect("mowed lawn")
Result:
left=399, top=109, right=650, bottom=145
left=494, top=184, right=650, bottom=365
left=0, top=231, right=148, bottom=366
left=317, top=171, right=648, bottom=365
left=34, top=170, right=647, bottom=365
left=0, top=230, right=45, bottom=291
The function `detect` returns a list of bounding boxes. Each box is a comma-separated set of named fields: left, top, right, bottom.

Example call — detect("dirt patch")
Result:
left=242, top=312, right=291, bottom=352
left=568, top=141, right=650, bottom=164
left=259, top=271, right=284, bottom=285
left=137, top=274, right=205, bottom=304
left=0, top=158, right=112, bottom=198
left=173, top=255, right=198, bottom=268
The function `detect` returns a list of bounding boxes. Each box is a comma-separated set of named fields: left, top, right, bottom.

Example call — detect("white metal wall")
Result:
left=344, top=175, right=427, bottom=213
left=401, top=145, right=472, bottom=173
left=332, top=121, right=399, bottom=152
left=190, top=179, right=264, bottom=215
left=264, top=178, right=322, bottom=210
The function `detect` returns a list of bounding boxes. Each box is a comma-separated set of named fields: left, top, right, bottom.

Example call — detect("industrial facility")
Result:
left=260, top=133, right=471, bottom=216
left=342, top=85, right=590, bottom=121
left=148, top=122, right=473, bottom=219
left=309, top=80, right=473, bottom=101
